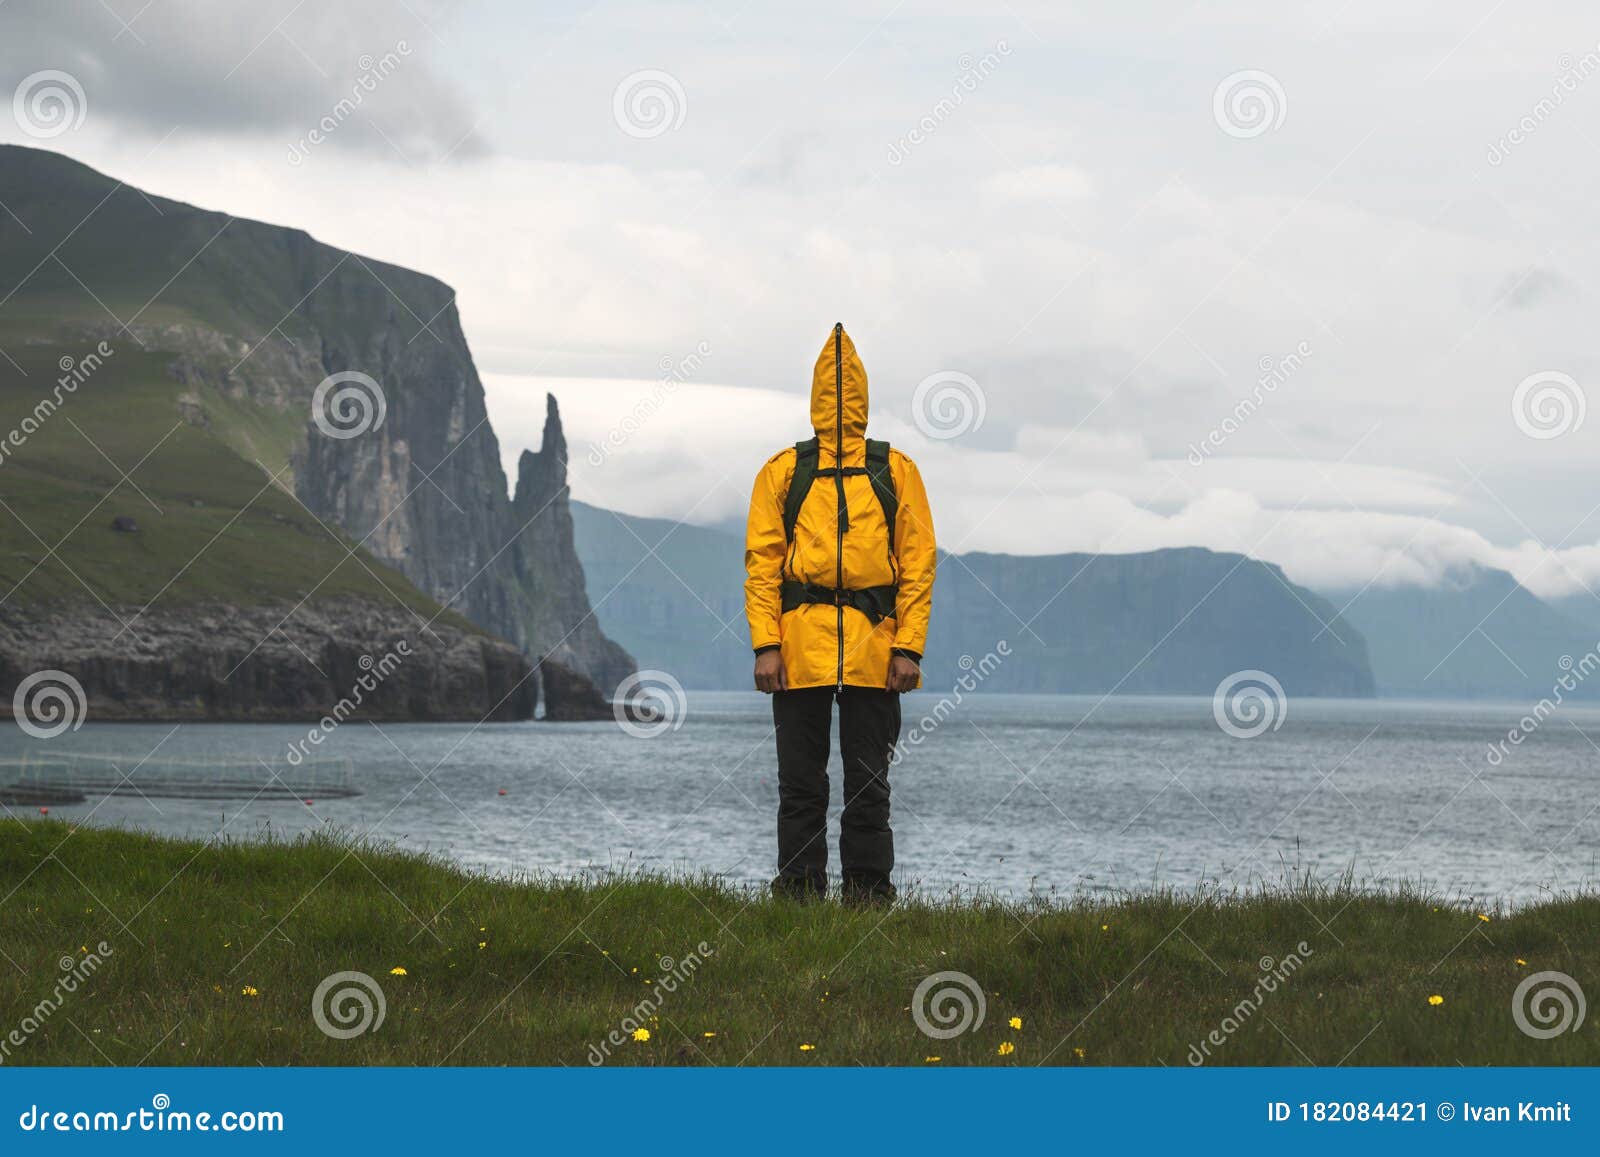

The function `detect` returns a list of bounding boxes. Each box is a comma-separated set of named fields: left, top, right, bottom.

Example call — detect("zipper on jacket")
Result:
left=834, top=322, right=845, bottom=692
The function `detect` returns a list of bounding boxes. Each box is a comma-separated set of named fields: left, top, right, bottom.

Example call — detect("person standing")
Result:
left=744, top=323, right=936, bottom=904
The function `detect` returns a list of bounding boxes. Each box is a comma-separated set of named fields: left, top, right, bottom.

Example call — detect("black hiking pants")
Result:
left=773, top=686, right=900, bottom=893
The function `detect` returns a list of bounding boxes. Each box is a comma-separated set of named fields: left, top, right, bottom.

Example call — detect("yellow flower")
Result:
left=799, top=1044, right=815, bottom=1052
left=1073, top=1047, right=1086, bottom=1058
left=997, top=1041, right=1015, bottom=1056
left=1008, top=1016, right=1023, bottom=1030
left=702, top=1032, right=717, bottom=1038
left=240, top=985, right=259, bottom=997
left=389, top=967, right=408, bottom=976
left=478, top=941, right=487, bottom=950
left=924, top=1056, right=942, bottom=1063
left=1428, top=994, right=1444, bottom=1006
left=1477, top=913, right=1491, bottom=923
left=632, top=1028, right=650, bottom=1042
left=1516, top=958, right=1527, bottom=966
left=1100, top=924, right=1109, bottom=931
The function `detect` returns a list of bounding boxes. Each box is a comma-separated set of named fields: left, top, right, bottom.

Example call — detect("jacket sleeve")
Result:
left=744, top=451, right=792, bottom=652
left=891, top=452, right=936, bottom=658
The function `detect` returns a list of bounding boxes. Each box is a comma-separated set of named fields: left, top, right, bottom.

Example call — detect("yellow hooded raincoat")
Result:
left=744, top=325, right=936, bottom=690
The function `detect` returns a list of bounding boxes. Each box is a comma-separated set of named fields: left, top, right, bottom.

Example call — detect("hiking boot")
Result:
left=840, top=876, right=897, bottom=909
left=771, top=874, right=826, bottom=902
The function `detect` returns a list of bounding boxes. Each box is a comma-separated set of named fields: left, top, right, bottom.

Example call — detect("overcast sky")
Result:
left=5, top=0, right=1600, bottom=598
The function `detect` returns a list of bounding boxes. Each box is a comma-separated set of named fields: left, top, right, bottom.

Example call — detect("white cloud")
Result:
left=8, top=1, right=1600, bottom=598
left=488, top=374, right=1600, bottom=600
left=980, top=164, right=1094, bottom=203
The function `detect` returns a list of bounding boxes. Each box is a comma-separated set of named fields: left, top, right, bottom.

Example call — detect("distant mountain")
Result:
left=570, top=501, right=750, bottom=689
left=1320, top=565, right=1599, bottom=699
left=1546, top=591, right=1600, bottom=639
left=572, top=505, right=1376, bottom=696
left=923, top=547, right=1373, bottom=696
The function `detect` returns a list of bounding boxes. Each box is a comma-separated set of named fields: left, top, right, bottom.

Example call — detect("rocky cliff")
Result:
left=0, top=601, right=535, bottom=722
left=0, top=144, right=633, bottom=707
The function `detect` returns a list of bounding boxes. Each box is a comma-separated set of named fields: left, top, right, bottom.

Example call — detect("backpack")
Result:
left=782, top=437, right=898, bottom=543
left=777, top=437, right=900, bottom=626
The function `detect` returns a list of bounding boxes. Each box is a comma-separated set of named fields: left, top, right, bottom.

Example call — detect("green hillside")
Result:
left=0, top=144, right=465, bottom=622
left=0, top=338, right=453, bottom=619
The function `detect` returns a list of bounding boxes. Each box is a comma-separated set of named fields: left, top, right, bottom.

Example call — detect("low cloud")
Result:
left=505, top=375, right=1600, bottom=602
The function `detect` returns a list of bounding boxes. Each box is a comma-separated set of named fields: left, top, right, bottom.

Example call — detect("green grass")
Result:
left=0, top=822, right=1595, bottom=1066
left=0, top=339, right=460, bottom=622
left=0, top=144, right=471, bottom=622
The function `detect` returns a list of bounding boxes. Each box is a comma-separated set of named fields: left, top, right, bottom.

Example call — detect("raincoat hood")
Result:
left=810, top=323, right=869, bottom=448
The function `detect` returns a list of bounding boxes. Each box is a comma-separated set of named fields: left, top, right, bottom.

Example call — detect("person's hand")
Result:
left=754, top=650, right=787, bottom=693
left=886, top=654, right=920, bottom=693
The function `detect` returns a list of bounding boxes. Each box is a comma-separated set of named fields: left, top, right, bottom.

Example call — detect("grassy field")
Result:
left=0, top=337, right=460, bottom=622
left=0, top=145, right=471, bottom=623
left=0, top=821, right=1595, bottom=1066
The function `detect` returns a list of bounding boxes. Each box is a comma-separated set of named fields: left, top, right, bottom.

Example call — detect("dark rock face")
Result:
left=539, top=656, right=613, bottom=721
left=270, top=261, right=634, bottom=695
left=0, top=601, right=535, bottom=722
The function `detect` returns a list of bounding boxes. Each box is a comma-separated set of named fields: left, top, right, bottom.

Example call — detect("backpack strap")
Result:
left=865, top=438, right=897, bottom=544
left=782, top=438, right=819, bottom=543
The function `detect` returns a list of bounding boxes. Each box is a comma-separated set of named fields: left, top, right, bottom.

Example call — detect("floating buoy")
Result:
left=303, top=799, right=314, bottom=806
left=38, top=806, right=48, bottom=815
left=498, top=788, right=507, bottom=796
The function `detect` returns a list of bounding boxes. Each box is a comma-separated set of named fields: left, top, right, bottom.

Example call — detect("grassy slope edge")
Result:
left=0, top=339, right=468, bottom=626
left=1, top=822, right=1595, bottom=1066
